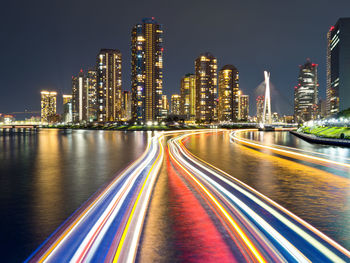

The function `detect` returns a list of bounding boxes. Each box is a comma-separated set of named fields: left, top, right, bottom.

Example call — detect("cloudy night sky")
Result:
left=1, top=0, right=350, bottom=116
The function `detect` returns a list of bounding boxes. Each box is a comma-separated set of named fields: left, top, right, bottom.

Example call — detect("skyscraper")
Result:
left=72, top=69, right=88, bottom=123
left=122, top=91, right=132, bottom=121
left=180, top=74, right=196, bottom=120
left=239, top=94, right=249, bottom=121
left=160, top=94, right=169, bottom=118
left=327, top=18, right=350, bottom=116
left=256, top=95, right=264, bottom=123
left=41, top=91, right=57, bottom=123
left=218, top=65, right=239, bottom=122
left=97, top=49, right=122, bottom=122
left=195, top=53, right=217, bottom=123
left=86, top=69, right=97, bottom=122
left=294, top=59, right=319, bottom=122
left=131, top=17, right=163, bottom=123
left=62, top=94, right=72, bottom=123
left=171, top=94, right=181, bottom=115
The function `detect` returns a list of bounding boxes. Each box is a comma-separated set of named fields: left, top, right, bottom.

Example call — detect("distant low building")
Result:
left=41, top=91, right=57, bottom=123
left=318, top=98, right=327, bottom=118
left=171, top=94, right=181, bottom=115
left=283, top=115, right=295, bottom=124
left=239, top=93, right=249, bottom=121
left=272, top=112, right=280, bottom=123
left=160, top=94, right=169, bottom=119
left=62, top=94, right=73, bottom=124
left=3, top=115, right=15, bottom=124
left=256, top=95, right=264, bottom=123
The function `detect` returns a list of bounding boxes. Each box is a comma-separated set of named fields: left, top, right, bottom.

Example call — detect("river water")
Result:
left=1, top=129, right=349, bottom=262
left=183, top=131, right=350, bottom=250
left=0, top=129, right=147, bottom=262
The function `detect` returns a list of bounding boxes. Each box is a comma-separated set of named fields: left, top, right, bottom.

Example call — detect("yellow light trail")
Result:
left=113, top=135, right=164, bottom=263
left=168, top=137, right=267, bottom=263
left=231, top=129, right=350, bottom=169
left=37, top=138, right=154, bottom=263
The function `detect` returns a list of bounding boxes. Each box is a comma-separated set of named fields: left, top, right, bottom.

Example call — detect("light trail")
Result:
left=26, top=132, right=165, bottom=263
left=26, top=129, right=350, bottom=263
left=168, top=130, right=350, bottom=262
left=231, top=129, right=350, bottom=170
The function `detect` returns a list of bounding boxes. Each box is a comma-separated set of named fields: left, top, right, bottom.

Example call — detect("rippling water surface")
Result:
left=0, top=129, right=147, bottom=262
left=1, top=129, right=349, bottom=262
left=183, top=131, right=350, bottom=250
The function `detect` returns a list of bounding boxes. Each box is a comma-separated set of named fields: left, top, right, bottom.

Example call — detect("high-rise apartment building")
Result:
left=195, top=53, right=217, bottom=123
left=239, top=94, right=249, bottom=121
left=122, top=91, right=132, bottom=121
left=131, top=17, right=163, bottom=122
left=86, top=69, right=97, bottom=122
left=72, top=69, right=98, bottom=123
left=218, top=65, right=239, bottom=122
left=72, top=69, right=88, bottom=123
left=41, top=91, right=57, bottom=123
left=327, top=18, right=350, bottom=116
left=256, top=95, right=264, bottom=123
left=180, top=73, right=196, bottom=120
left=294, top=59, right=319, bottom=122
left=96, top=49, right=122, bottom=122
left=160, top=94, right=169, bottom=118
left=171, top=94, right=181, bottom=115
left=62, top=94, right=72, bottom=123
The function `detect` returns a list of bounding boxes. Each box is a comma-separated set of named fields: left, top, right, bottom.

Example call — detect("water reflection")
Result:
left=184, top=131, right=350, bottom=250
left=0, top=129, right=147, bottom=262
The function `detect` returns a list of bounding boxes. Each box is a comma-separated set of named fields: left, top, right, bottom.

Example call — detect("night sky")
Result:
left=1, top=0, right=350, bottom=117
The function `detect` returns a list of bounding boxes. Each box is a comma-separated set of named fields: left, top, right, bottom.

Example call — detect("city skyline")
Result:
left=2, top=1, right=350, bottom=116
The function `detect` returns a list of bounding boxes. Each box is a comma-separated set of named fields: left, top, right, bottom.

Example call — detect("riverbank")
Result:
left=42, top=123, right=256, bottom=131
left=290, top=130, right=350, bottom=147
left=300, top=126, right=350, bottom=139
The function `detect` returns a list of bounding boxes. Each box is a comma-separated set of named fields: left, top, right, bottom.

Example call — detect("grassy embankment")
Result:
left=300, top=126, right=350, bottom=140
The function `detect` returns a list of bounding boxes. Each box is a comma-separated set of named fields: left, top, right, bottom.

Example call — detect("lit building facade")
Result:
left=256, top=95, right=264, bottom=123
left=96, top=49, right=122, bottom=122
left=180, top=73, right=196, bottom=120
left=195, top=53, right=217, bottom=123
left=122, top=91, right=132, bottom=121
left=327, top=18, right=350, bottom=116
left=171, top=94, right=181, bottom=115
left=86, top=69, right=97, bottom=122
left=160, top=94, right=169, bottom=118
left=131, top=17, right=163, bottom=122
left=218, top=65, right=239, bottom=122
left=294, top=59, right=319, bottom=122
left=62, top=94, right=72, bottom=123
left=272, top=112, right=280, bottom=123
left=72, top=69, right=88, bottom=123
left=239, top=94, right=249, bottom=121
left=41, top=91, right=57, bottom=123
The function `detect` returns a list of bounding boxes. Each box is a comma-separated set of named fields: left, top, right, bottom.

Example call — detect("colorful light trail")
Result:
left=26, top=130, right=350, bottom=262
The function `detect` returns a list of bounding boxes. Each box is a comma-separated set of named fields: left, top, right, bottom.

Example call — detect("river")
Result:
left=1, top=129, right=349, bottom=262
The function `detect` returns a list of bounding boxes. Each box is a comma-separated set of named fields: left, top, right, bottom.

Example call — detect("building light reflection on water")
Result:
left=183, top=130, right=350, bottom=250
